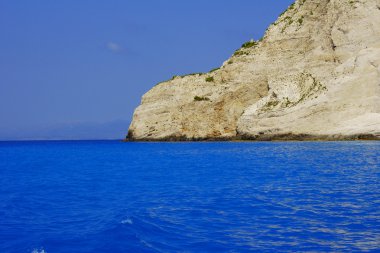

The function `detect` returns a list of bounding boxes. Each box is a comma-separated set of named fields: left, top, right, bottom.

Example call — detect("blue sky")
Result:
left=0, top=0, right=294, bottom=140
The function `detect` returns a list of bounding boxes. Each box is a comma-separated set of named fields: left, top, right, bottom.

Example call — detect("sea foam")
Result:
left=31, top=249, right=46, bottom=253
left=121, top=218, right=133, bottom=225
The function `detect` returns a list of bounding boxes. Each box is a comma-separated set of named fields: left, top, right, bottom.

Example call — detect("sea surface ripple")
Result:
left=0, top=141, right=379, bottom=252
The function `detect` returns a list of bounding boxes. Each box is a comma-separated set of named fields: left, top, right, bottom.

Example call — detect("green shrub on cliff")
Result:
left=241, top=40, right=258, bottom=48
left=205, top=76, right=214, bottom=82
left=194, top=96, right=210, bottom=101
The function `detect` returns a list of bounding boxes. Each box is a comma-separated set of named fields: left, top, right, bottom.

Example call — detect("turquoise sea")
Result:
left=0, top=141, right=379, bottom=252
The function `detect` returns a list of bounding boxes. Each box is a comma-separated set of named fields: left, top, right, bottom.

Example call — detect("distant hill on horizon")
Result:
left=0, top=120, right=130, bottom=141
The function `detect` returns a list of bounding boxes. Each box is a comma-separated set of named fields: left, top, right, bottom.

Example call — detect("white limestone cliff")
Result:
left=128, top=0, right=380, bottom=141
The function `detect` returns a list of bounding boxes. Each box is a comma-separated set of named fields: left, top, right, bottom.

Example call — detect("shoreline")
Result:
left=126, top=133, right=380, bottom=142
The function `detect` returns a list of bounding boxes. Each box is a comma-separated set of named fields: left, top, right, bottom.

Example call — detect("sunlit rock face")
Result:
left=128, top=0, right=380, bottom=141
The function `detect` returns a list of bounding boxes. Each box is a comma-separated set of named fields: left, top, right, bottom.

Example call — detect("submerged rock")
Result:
left=128, top=0, right=380, bottom=141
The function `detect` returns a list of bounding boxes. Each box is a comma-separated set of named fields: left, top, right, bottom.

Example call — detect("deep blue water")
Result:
left=0, top=141, right=379, bottom=253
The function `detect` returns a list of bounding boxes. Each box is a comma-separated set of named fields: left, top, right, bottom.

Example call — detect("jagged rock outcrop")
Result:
left=128, top=0, right=380, bottom=141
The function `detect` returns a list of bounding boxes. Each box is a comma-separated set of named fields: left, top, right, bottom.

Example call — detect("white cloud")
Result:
left=106, top=42, right=122, bottom=53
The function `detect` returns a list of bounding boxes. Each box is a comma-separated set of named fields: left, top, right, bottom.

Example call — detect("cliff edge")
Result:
left=128, top=0, right=380, bottom=141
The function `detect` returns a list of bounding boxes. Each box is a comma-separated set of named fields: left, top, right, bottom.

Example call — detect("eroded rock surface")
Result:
left=128, top=0, right=380, bottom=141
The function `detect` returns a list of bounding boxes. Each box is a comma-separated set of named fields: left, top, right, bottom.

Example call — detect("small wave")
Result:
left=121, top=218, right=133, bottom=225
left=31, top=249, right=46, bottom=253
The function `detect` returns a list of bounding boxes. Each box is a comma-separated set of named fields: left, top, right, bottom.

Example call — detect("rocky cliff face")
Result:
left=128, top=0, right=380, bottom=141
